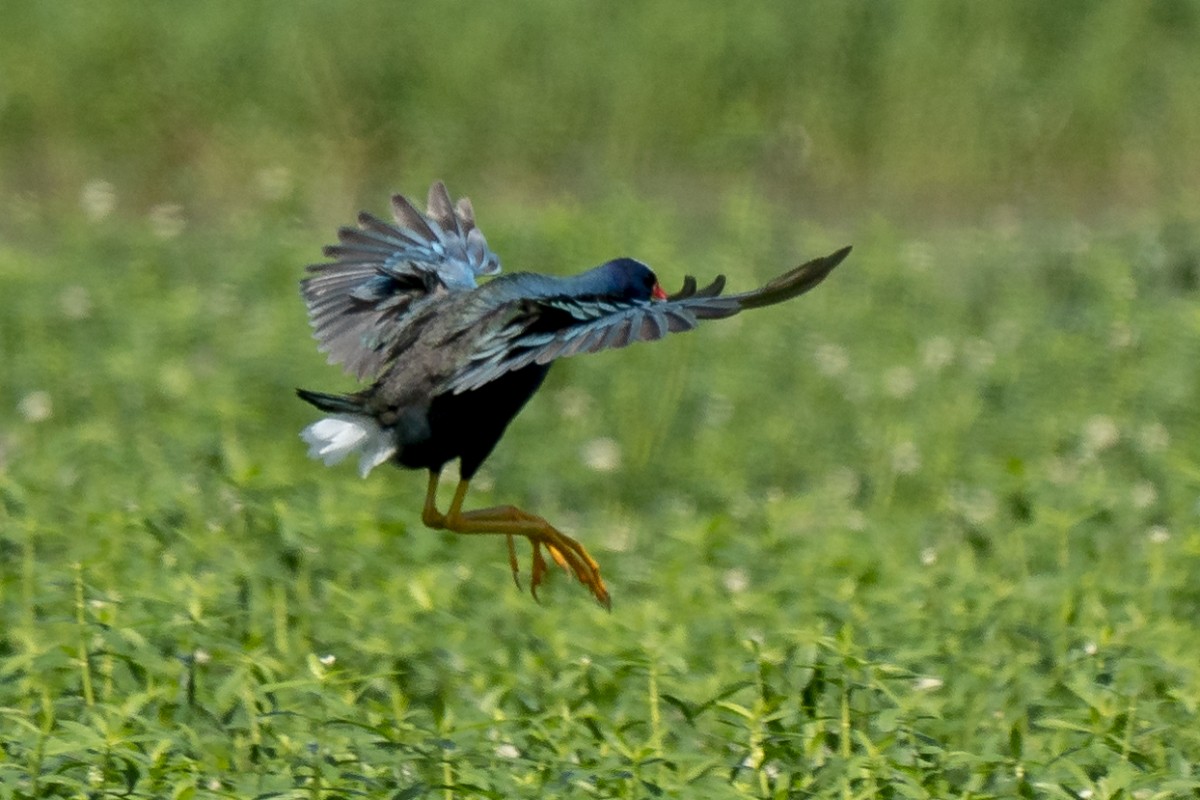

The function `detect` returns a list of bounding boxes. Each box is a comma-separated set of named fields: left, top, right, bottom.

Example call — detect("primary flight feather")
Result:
left=298, top=181, right=850, bottom=608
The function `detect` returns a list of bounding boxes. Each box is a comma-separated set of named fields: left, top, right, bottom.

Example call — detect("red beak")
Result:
left=652, top=283, right=668, bottom=301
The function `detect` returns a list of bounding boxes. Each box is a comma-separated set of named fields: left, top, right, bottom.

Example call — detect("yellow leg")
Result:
left=423, top=471, right=522, bottom=588
left=421, top=471, right=610, bottom=609
left=421, top=471, right=445, bottom=527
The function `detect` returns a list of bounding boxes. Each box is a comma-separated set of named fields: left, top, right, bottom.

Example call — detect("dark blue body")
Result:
left=396, top=363, right=552, bottom=479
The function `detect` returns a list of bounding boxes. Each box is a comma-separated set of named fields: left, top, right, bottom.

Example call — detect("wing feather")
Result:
left=444, top=246, right=850, bottom=394
left=301, top=182, right=502, bottom=380
left=455, top=198, right=478, bottom=232
left=389, top=192, right=439, bottom=242
left=638, top=309, right=668, bottom=342
left=574, top=325, right=613, bottom=356
left=426, top=181, right=462, bottom=237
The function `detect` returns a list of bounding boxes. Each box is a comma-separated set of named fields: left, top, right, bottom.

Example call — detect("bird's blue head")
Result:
left=587, top=258, right=669, bottom=302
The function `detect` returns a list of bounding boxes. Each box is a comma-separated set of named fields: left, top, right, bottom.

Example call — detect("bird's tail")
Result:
left=296, top=388, right=364, bottom=413
left=296, top=388, right=396, bottom=478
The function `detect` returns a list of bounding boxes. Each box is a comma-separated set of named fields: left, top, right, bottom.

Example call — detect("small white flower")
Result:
left=319, top=653, right=336, bottom=666
left=257, top=166, right=293, bottom=201
left=1130, top=482, right=1157, bottom=510
left=1082, top=415, right=1119, bottom=456
left=902, top=241, right=933, bottom=271
left=813, top=342, right=849, bottom=377
left=81, top=180, right=116, bottom=221
left=703, top=394, right=734, bottom=427
left=826, top=467, right=860, bottom=502
left=883, top=366, right=916, bottom=399
left=951, top=486, right=998, bottom=526
left=920, top=336, right=954, bottom=371
left=722, top=567, right=749, bottom=594
left=471, top=471, right=495, bottom=493
left=149, top=203, right=186, bottom=239
left=1083, top=641, right=1098, bottom=656
left=59, top=285, right=92, bottom=320
left=920, top=547, right=938, bottom=567
left=495, top=743, right=521, bottom=759
left=193, top=649, right=211, bottom=665
left=557, top=387, right=592, bottom=420
left=1147, top=525, right=1170, bottom=544
left=18, top=391, right=52, bottom=423
left=581, top=437, right=621, bottom=472
left=601, top=522, right=632, bottom=552
left=891, top=441, right=921, bottom=475
left=913, top=676, right=943, bottom=692
left=1109, top=322, right=1136, bottom=349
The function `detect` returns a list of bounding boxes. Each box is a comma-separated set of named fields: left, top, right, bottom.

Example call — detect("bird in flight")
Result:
left=298, top=182, right=850, bottom=608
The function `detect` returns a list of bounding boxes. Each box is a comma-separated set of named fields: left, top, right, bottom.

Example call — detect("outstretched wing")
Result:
left=445, top=246, right=851, bottom=394
left=302, top=181, right=502, bottom=381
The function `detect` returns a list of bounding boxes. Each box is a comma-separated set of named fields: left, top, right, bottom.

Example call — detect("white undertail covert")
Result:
left=300, top=414, right=396, bottom=478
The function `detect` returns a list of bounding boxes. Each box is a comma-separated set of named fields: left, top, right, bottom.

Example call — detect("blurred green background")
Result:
left=3, top=3, right=1200, bottom=798
left=4, top=1, right=1199, bottom=223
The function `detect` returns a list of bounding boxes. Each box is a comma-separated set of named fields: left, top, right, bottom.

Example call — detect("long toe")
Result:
left=505, top=535, right=522, bottom=590
left=441, top=503, right=611, bottom=607
left=528, top=540, right=550, bottom=602
left=546, top=543, right=572, bottom=572
left=532, top=531, right=609, bottom=609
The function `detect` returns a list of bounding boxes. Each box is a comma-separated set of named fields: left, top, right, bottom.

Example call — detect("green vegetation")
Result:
left=3, top=3, right=1200, bottom=797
